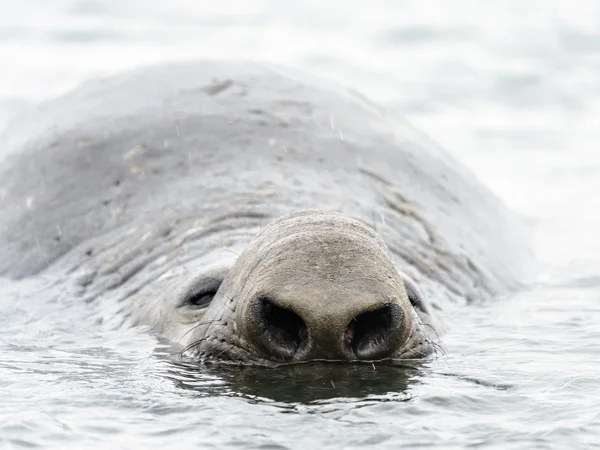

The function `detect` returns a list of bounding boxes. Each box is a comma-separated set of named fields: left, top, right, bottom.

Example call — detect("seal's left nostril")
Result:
left=346, top=304, right=402, bottom=360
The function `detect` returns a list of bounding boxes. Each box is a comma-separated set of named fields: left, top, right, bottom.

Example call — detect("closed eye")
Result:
left=187, top=291, right=218, bottom=308
left=183, top=277, right=223, bottom=309
left=401, top=274, right=429, bottom=315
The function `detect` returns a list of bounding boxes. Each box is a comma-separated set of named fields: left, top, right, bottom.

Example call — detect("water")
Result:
left=1, top=1, right=599, bottom=448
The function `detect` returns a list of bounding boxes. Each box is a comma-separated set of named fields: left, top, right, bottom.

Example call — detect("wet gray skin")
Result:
left=0, top=61, right=530, bottom=367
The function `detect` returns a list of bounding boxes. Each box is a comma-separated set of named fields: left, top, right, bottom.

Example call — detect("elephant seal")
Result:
left=0, top=61, right=529, bottom=366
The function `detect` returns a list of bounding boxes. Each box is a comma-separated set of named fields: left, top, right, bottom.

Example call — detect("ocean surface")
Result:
left=1, top=1, right=599, bottom=449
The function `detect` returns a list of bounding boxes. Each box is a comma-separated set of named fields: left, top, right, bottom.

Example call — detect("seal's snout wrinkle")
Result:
left=250, top=290, right=405, bottom=361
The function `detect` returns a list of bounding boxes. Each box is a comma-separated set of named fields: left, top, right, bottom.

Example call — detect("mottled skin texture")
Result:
left=0, top=61, right=528, bottom=366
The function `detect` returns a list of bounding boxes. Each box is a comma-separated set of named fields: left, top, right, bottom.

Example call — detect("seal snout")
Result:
left=195, top=211, right=423, bottom=364
left=250, top=294, right=405, bottom=362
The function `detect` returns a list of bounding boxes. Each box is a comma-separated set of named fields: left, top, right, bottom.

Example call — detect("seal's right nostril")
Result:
left=254, top=296, right=307, bottom=360
left=346, top=304, right=402, bottom=360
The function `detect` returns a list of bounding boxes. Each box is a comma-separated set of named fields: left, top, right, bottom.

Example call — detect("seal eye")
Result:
left=184, top=277, right=222, bottom=309
left=400, top=274, right=425, bottom=311
left=187, top=291, right=217, bottom=308
left=406, top=286, right=421, bottom=308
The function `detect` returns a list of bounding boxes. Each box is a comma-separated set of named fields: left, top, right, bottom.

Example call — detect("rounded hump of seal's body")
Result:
left=0, top=60, right=531, bottom=308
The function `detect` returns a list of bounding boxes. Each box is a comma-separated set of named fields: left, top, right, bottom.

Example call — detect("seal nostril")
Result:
left=346, top=305, right=400, bottom=360
left=255, top=296, right=307, bottom=359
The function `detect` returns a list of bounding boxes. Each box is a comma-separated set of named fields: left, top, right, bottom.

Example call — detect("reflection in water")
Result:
left=164, top=359, right=425, bottom=404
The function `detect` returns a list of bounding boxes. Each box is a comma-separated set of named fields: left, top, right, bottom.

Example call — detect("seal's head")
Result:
left=182, top=210, right=437, bottom=366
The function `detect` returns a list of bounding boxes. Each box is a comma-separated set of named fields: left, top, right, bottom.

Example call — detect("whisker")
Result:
left=372, top=206, right=377, bottom=232
left=180, top=291, right=240, bottom=358
left=177, top=318, right=222, bottom=342
left=220, top=293, right=237, bottom=313
left=180, top=336, right=210, bottom=357
left=430, top=340, right=447, bottom=356
left=423, top=322, right=441, bottom=342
